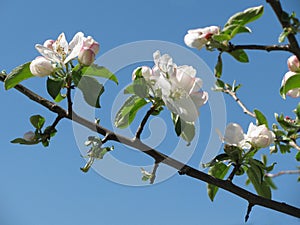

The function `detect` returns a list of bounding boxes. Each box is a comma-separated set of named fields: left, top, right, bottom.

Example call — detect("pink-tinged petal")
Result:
left=43, top=39, right=54, bottom=50
left=281, top=71, right=300, bottom=98
left=287, top=55, right=300, bottom=72
left=184, top=32, right=207, bottom=49
left=64, top=32, right=84, bottom=64
left=30, top=56, right=54, bottom=77
left=35, top=44, right=62, bottom=63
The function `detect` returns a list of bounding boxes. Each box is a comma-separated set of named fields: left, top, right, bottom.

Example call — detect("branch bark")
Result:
left=0, top=74, right=299, bottom=218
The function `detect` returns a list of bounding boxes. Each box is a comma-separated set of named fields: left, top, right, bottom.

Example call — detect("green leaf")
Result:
left=228, top=49, right=249, bottom=63
left=4, top=62, right=34, bottom=90
left=77, top=75, right=104, bottom=108
left=221, top=25, right=251, bottom=39
left=293, top=103, right=300, bottom=119
left=215, top=79, right=225, bottom=89
left=280, top=73, right=300, bottom=99
left=30, top=115, right=45, bottom=130
left=224, top=5, right=264, bottom=28
left=247, top=165, right=271, bottom=199
left=78, top=64, right=118, bottom=84
left=254, top=109, right=269, bottom=128
left=214, top=54, right=223, bottom=78
left=10, top=138, right=39, bottom=145
left=114, top=95, right=148, bottom=128
left=212, top=34, right=231, bottom=42
left=278, top=29, right=289, bottom=43
left=296, top=151, right=300, bottom=161
left=133, top=77, right=149, bottom=98
left=207, top=163, right=230, bottom=201
left=202, top=153, right=230, bottom=168
left=171, top=113, right=195, bottom=145
left=265, top=176, right=277, bottom=190
left=47, top=77, right=65, bottom=102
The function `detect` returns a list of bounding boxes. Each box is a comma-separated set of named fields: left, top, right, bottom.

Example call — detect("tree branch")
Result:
left=150, top=162, right=160, bottom=184
left=1, top=75, right=300, bottom=218
left=222, top=89, right=256, bottom=118
left=135, top=103, right=157, bottom=139
left=228, top=43, right=292, bottom=53
left=266, top=0, right=300, bottom=59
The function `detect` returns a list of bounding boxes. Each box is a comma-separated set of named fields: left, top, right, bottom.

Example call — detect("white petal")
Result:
left=35, top=44, right=61, bottom=63
left=153, top=50, right=161, bottom=66
left=64, top=32, right=84, bottom=64
left=224, top=123, right=245, bottom=146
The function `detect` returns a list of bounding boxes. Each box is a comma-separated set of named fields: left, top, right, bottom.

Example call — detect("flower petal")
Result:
left=35, top=44, right=62, bottom=63
left=64, top=32, right=84, bottom=64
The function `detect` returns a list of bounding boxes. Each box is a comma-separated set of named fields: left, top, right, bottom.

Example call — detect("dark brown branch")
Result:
left=1, top=76, right=300, bottom=218
left=135, top=104, right=157, bottom=139
left=66, top=77, right=73, bottom=116
left=228, top=44, right=291, bottom=52
left=227, top=164, right=240, bottom=182
left=245, top=203, right=254, bottom=222
left=266, top=0, right=300, bottom=59
left=150, top=162, right=160, bottom=184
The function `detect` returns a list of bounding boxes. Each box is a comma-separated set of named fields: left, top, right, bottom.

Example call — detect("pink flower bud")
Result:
left=78, top=48, right=95, bottom=66
left=23, top=131, right=35, bottom=141
left=83, top=36, right=100, bottom=55
left=184, top=26, right=220, bottom=49
left=30, top=56, right=54, bottom=77
left=287, top=55, right=300, bottom=72
left=43, top=39, right=55, bottom=50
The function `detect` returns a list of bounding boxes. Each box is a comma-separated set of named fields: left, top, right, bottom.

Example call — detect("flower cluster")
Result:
left=30, top=32, right=100, bottom=77
left=281, top=55, right=300, bottom=98
left=224, top=122, right=275, bottom=149
left=133, top=51, right=208, bottom=122
left=184, top=26, right=220, bottom=50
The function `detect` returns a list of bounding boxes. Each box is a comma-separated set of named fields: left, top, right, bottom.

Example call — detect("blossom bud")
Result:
left=83, top=36, right=100, bottom=55
left=30, top=56, right=54, bottom=77
left=23, top=131, right=35, bottom=141
left=132, top=66, right=152, bottom=80
left=78, top=48, right=95, bottom=66
left=287, top=55, right=300, bottom=72
left=184, top=26, right=220, bottom=49
left=246, top=123, right=274, bottom=148
left=281, top=71, right=300, bottom=98
left=43, top=39, right=55, bottom=50
left=224, top=123, right=245, bottom=147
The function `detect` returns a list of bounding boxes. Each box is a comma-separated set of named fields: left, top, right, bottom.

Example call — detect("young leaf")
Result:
left=228, top=49, right=249, bottom=63
left=247, top=166, right=271, bottom=199
left=79, top=64, right=118, bottom=84
left=293, top=103, right=300, bottom=119
left=171, top=113, right=195, bottom=145
left=77, top=75, right=104, bottom=108
left=4, top=62, right=34, bottom=90
left=202, top=153, right=230, bottom=168
left=10, top=138, right=39, bottom=145
left=224, top=5, right=264, bottom=28
left=114, top=95, right=148, bottom=128
left=30, top=115, right=45, bottom=130
left=212, top=33, right=231, bottom=42
left=296, top=151, right=300, bottom=161
left=222, top=25, right=251, bottom=39
left=254, top=109, right=269, bottom=128
left=133, top=77, right=149, bottom=98
left=280, top=73, right=300, bottom=99
left=47, top=77, right=65, bottom=102
left=207, top=163, right=230, bottom=201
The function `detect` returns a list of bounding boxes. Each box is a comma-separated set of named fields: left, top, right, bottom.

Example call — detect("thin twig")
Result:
left=135, top=104, right=157, bottom=139
left=150, top=162, right=160, bottom=184
left=265, top=170, right=300, bottom=178
left=222, top=89, right=256, bottom=118
left=1, top=77, right=300, bottom=218
left=266, top=0, right=300, bottom=59
left=66, top=77, right=73, bottom=116
left=228, top=44, right=291, bottom=53
left=245, top=202, right=254, bottom=222
left=227, top=164, right=240, bottom=182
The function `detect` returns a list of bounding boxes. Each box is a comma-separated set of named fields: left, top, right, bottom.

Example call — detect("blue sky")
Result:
left=0, top=0, right=300, bottom=225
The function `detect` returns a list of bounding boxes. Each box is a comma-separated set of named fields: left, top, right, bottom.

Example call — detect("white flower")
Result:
left=132, top=51, right=208, bottom=122
left=223, top=123, right=247, bottom=147
left=35, top=32, right=84, bottom=66
left=281, top=71, right=300, bottom=98
left=78, top=36, right=100, bottom=66
left=184, top=26, right=220, bottom=49
left=287, top=55, right=300, bottom=72
left=23, top=131, right=35, bottom=141
left=30, top=56, right=54, bottom=77
left=246, top=123, right=275, bottom=148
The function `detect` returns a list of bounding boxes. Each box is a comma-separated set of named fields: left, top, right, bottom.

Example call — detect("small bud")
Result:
left=78, top=48, right=95, bottom=66
left=132, top=66, right=152, bottom=80
left=246, top=123, right=275, bottom=148
left=184, top=26, right=220, bottom=49
left=287, top=55, right=300, bottom=72
left=23, top=131, right=35, bottom=141
left=83, top=36, right=100, bottom=54
left=30, top=56, right=54, bottom=77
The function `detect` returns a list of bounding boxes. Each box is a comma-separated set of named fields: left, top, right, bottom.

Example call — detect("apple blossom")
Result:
left=246, top=123, right=275, bottom=148
left=23, top=131, right=35, bottom=141
left=287, top=55, right=300, bottom=72
left=30, top=56, right=54, bottom=77
left=281, top=71, right=300, bottom=98
left=132, top=50, right=208, bottom=122
left=78, top=36, right=100, bottom=66
left=223, top=123, right=246, bottom=147
left=184, top=26, right=220, bottom=50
